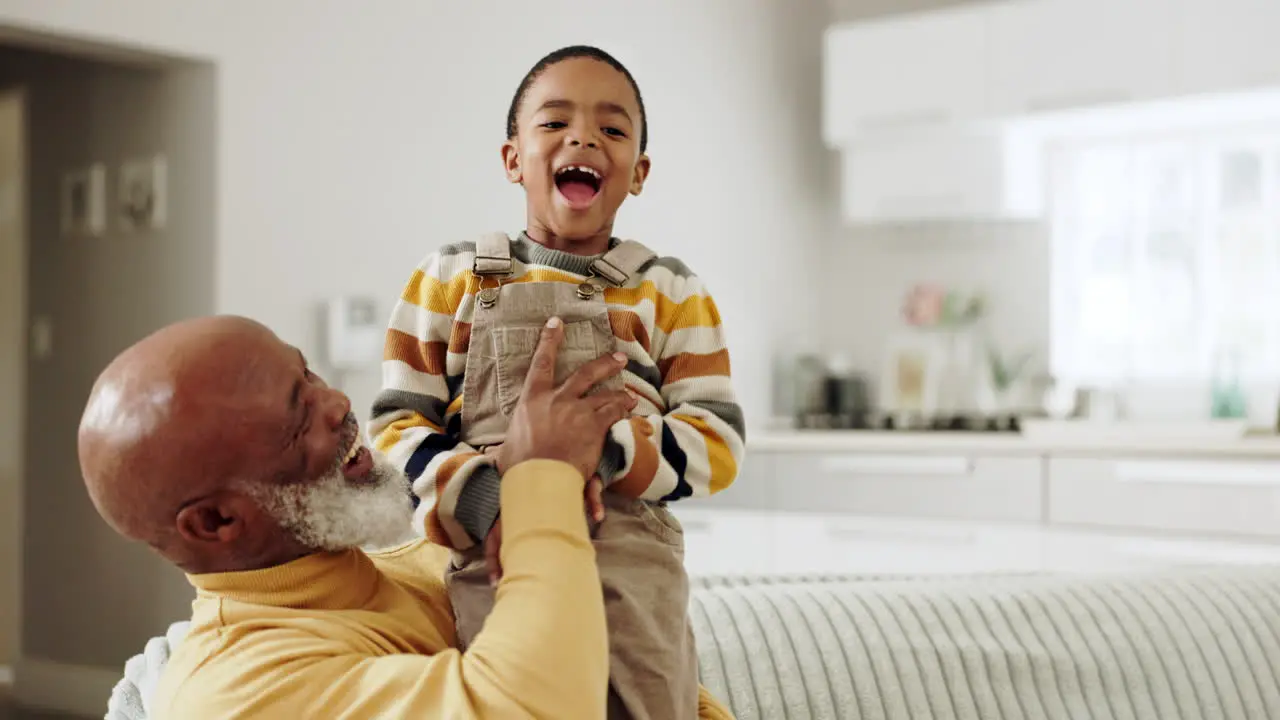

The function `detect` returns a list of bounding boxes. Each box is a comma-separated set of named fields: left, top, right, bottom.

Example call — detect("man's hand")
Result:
left=486, top=443, right=605, bottom=522
left=495, top=317, right=635, bottom=480
left=483, top=318, right=630, bottom=584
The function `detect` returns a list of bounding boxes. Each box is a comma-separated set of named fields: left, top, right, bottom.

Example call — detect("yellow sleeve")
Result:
left=184, top=460, right=607, bottom=720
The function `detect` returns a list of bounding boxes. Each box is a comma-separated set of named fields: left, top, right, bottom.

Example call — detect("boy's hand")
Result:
left=484, top=444, right=504, bottom=473
left=485, top=519, right=503, bottom=586
left=585, top=475, right=605, bottom=523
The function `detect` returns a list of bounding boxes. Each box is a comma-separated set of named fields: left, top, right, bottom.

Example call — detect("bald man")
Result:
left=78, top=314, right=733, bottom=719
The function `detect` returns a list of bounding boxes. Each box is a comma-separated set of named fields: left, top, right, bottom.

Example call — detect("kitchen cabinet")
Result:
left=674, top=510, right=1047, bottom=577
left=1048, top=456, right=1280, bottom=538
left=838, top=128, right=1043, bottom=223
left=1177, top=0, right=1280, bottom=97
left=990, top=0, right=1177, bottom=115
left=822, top=0, right=1280, bottom=149
left=754, top=450, right=1044, bottom=523
left=674, top=502, right=1280, bottom=578
left=686, top=449, right=779, bottom=511
left=822, top=5, right=993, bottom=145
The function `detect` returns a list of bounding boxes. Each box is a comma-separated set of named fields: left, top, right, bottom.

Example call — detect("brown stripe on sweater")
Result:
left=425, top=453, right=480, bottom=548
left=384, top=329, right=448, bottom=375
left=448, top=321, right=472, bottom=355
left=423, top=462, right=454, bottom=545
left=609, top=309, right=651, bottom=354
left=658, top=348, right=731, bottom=385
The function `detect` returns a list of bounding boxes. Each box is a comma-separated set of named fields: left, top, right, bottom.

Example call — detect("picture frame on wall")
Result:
left=60, top=163, right=106, bottom=237
left=879, top=330, right=945, bottom=417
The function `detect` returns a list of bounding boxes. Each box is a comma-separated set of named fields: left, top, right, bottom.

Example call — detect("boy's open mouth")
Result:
left=554, top=165, right=603, bottom=210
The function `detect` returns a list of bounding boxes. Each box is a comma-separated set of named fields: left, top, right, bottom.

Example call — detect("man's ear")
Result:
left=501, top=140, right=523, bottom=184
left=629, top=154, right=651, bottom=196
left=175, top=494, right=251, bottom=545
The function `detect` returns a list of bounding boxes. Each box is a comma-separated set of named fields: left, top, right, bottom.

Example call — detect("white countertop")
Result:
left=749, top=428, right=1280, bottom=457
left=673, top=507, right=1280, bottom=578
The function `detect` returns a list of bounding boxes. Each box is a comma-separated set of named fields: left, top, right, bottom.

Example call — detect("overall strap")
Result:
left=473, top=232, right=513, bottom=276
left=589, top=239, right=658, bottom=286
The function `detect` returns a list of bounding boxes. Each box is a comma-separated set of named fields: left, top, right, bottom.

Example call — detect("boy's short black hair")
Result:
left=505, top=45, right=648, bottom=153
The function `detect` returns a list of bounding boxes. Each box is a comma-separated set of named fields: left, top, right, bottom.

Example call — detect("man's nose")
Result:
left=320, top=387, right=352, bottom=428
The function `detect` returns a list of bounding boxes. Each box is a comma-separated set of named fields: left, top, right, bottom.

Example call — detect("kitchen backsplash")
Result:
left=803, top=218, right=1280, bottom=426
left=816, top=219, right=1051, bottom=387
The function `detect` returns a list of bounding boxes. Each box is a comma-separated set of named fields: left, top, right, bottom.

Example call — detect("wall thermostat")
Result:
left=324, top=296, right=382, bottom=371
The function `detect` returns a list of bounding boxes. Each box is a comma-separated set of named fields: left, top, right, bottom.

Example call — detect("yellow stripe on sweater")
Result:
left=445, top=395, right=464, bottom=417
left=406, top=267, right=721, bottom=335
left=672, top=413, right=738, bottom=494
left=373, top=414, right=443, bottom=453
left=402, top=269, right=474, bottom=316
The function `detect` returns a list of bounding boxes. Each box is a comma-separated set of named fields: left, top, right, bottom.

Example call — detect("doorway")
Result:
left=0, top=87, right=25, bottom=681
left=0, top=37, right=217, bottom=715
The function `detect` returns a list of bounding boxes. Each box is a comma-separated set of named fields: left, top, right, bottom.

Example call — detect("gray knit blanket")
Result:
left=109, top=566, right=1280, bottom=719
left=689, top=566, right=1280, bottom=720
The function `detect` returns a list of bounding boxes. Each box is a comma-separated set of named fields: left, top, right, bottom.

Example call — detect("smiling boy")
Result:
left=370, top=45, right=745, bottom=719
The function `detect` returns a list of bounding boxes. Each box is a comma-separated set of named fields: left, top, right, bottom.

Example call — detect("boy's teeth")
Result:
left=561, top=165, right=600, bottom=178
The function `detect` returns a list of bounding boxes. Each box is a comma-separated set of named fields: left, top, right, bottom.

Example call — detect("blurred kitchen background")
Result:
left=5, top=0, right=1280, bottom=717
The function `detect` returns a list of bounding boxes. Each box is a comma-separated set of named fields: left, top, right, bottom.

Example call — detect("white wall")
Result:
left=0, top=0, right=832, bottom=428
left=0, top=3, right=832, bottom=711
left=0, top=89, right=24, bottom=670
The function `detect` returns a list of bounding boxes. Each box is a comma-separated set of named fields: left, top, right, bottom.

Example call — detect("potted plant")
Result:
left=982, top=343, right=1033, bottom=415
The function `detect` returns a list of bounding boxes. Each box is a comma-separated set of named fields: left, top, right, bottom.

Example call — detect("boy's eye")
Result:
left=541, top=121, right=567, bottom=130
left=603, top=127, right=626, bottom=137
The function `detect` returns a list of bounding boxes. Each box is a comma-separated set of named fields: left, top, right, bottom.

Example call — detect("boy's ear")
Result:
left=629, top=154, right=651, bottom=196
left=501, top=140, right=523, bottom=184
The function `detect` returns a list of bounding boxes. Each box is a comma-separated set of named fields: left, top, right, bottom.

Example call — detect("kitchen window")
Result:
left=1048, top=129, right=1280, bottom=385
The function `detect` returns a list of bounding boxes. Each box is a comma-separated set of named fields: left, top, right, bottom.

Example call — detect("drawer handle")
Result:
left=857, top=108, right=951, bottom=130
left=1114, top=461, right=1280, bottom=488
left=878, top=194, right=965, bottom=214
left=1025, top=88, right=1131, bottom=113
left=1115, top=538, right=1280, bottom=565
left=821, top=454, right=974, bottom=476
left=825, top=523, right=977, bottom=546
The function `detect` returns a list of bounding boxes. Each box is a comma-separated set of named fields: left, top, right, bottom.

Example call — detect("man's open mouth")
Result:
left=554, top=164, right=603, bottom=209
left=339, top=422, right=373, bottom=481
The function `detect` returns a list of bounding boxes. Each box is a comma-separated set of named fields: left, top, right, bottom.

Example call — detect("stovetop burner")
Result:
left=795, top=411, right=1022, bottom=433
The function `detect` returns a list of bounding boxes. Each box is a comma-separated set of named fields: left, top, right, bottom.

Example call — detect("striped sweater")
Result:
left=370, top=233, right=746, bottom=551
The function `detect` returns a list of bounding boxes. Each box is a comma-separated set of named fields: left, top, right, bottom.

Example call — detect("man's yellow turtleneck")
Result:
left=152, top=460, right=609, bottom=719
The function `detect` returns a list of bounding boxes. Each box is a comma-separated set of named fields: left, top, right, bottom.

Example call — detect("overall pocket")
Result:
left=493, top=319, right=608, bottom=416
left=637, top=501, right=685, bottom=551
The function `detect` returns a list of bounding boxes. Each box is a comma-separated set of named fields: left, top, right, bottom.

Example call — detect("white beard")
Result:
left=250, top=451, right=417, bottom=552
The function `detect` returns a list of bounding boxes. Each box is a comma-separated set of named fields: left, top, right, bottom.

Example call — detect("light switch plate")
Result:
left=118, top=155, right=167, bottom=232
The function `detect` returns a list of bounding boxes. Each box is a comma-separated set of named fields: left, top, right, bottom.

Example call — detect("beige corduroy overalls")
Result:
left=446, top=232, right=700, bottom=720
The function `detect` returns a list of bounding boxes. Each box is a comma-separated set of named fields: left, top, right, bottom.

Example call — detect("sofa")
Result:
left=110, top=565, right=1280, bottom=719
